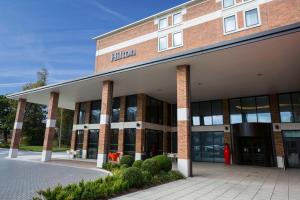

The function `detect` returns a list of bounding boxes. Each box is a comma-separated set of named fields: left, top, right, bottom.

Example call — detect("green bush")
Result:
left=102, top=162, right=120, bottom=171
left=167, top=170, right=184, bottom=180
left=120, top=155, right=134, bottom=167
left=153, top=155, right=172, bottom=172
left=122, top=167, right=143, bottom=188
left=141, top=158, right=159, bottom=175
left=141, top=170, right=152, bottom=185
left=132, top=160, right=143, bottom=168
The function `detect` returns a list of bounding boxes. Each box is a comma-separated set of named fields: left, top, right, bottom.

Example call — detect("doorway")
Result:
left=144, top=129, right=163, bottom=159
left=283, top=131, right=300, bottom=168
left=87, top=130, right=99, bottom=159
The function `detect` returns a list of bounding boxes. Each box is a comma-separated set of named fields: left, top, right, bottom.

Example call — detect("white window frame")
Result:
left=172, top=12, right=182, bottom=26
left=158, top=35, right=168, bottom=52
left=172, top=31, right=183, bottom=48
left=223, top=13, right=238, bottom=34
left=158, top=17, right=168, bottom=30
left=222, top=0, right=236, bottom=9
left=243, top=7, right=261, bottom=29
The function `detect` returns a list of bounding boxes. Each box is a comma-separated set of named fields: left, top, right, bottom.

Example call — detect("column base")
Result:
left=8, top=148, right=18, bottom=158
left=135, top=153, right=142, bottom=160
left=277, top=156, right=285, bottom=168
left=82, top=150, right=87, bottom=159
left=41, top=150, right=52, bottom=162
left=97, top=153, right=107, bottom=168
left=178, top=159, right=191, bottom=177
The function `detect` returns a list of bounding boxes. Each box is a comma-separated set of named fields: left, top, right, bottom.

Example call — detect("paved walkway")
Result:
left=113, top=163, right=300, bottom=200
left=0, top=148, right=106, bottom=200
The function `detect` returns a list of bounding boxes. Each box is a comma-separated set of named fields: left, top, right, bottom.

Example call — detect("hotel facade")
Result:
left=7, top=0, right=300, bottom=176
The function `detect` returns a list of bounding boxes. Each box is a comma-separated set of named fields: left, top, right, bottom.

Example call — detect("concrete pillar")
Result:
left=82, top=101, right=91, bottom=159
left=135, top=94, right=146, bottom=160
left=70, top=103, right=80, bottom=151
left=118, top=96, right=126, bottom=155
left=270, top=94, right=285, bottom=168
left=41, top=92, right=59, bottom=162
left=97, top=80, right=113, bottom=168
left=8, top=98, right=26, bottom=158
left=163, top=102, right=169, bottom=154
left=176, top=65, right=191, bottom=177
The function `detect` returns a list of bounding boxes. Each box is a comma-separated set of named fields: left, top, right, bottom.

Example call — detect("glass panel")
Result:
left=171, top=132, right=177, bottom=153
left=230, top=99, right=242, bottom=124
left=159, top=36, right=168, bottom=51
left=173, top=32, right=182, bottom=47
left=292, top=93, right=300, bottom=123
left=279, top=94, right=294, bottom=122
left=192, top=132, right=202, bottom=161
left=144, top=129, right=163, bottom=158
left=283, top=131, right=300, bottom=168
left=78, top=103, right=86, bottom=124
left=124, top=128, right=136, bottom=157
left=256, top=96, right=271, bottom=123
left=173, top=12, right=182, bottom=24
left=214, top=132, right=224, bottom=162
left=126, top=95, right=137, bottom=122
left=200, top=101, right=212, bottom=125
left=224, top=15, right=236, bottom=33
left=109, top=129, right=119, bottom=152
left=87, top=130, right=99, bottom=159
left=90, top=101, right=101, bottom=124
left=212, top=100, right=223, bottom=125
left=241, top=97, right=257, bottom=123
left=75, top=130, right=84, bottom=158
left=112, top=97, right=120, bottom=123
left=245, top=8, right=259, bottom=27
left=201, top=132, right=214, bottom=162
left=159, top=17, right=168, bottom=29
left=223, top=0, right=234, bottom=8
left=192, top=103, right=200, bottom=126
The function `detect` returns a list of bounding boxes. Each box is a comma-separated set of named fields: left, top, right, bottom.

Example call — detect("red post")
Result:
left=224, top=143, right=231, bottom=165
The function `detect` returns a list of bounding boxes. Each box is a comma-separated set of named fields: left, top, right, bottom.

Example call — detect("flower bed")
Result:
left=33, top=155, right=184, bottom=200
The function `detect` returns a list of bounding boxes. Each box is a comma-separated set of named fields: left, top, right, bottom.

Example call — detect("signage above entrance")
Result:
left=111, top=49, right=136, bottom=62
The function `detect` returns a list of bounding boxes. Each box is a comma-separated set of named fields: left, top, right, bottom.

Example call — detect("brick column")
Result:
left=82, top=102, right=91, bottom=159
left=41, top=92, right=59, bottom=162
left=70, top=103, right=80, bottom=151
left=223, top=99, right=231, bottom=145
left=163, top=102, right=169, bottom=154
left=135, top=94, right=146, bottom=160
left=8, top=99, right=26, bottom=158
left=176, top=65, right=191, bottom=177
left=118, top=96, right=126, bottom=155
left=270, top=94, right=285, bottom=168
left=97, top=80, right=113, bottom=168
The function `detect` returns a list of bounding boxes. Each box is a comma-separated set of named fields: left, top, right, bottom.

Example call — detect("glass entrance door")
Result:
left=283, top=131, right=300, bottom=168
left=87, top=130, right=99, bottom=159
left=144, top=129, right=163, bottom=159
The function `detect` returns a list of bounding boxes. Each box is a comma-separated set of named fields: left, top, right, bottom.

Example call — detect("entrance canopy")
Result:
left=7, top=23, right=300, bottom=110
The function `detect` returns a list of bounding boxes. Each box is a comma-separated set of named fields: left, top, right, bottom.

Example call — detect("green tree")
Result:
left=0, top=96, right=17, bottom=143
left=55, top=108, right=74, bottom=147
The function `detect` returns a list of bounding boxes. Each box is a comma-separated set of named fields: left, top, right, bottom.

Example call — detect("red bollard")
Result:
left=224, top=143, right=231, bottom=165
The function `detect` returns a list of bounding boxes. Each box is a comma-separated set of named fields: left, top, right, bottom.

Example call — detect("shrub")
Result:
left=132, top=160, right=143, bottom=169
left=121, top=167, right=143, bottom=188
left=153, top=155, right=172, bottom=172
left=141, top=158, right=159, bottom=175
left=120, top=155, right=134, bottom=167
left=102, top=162, right=120, bottom=171
left=141, top=170, right=152, bottom=185
left=167, top=170, right=184, bottom=180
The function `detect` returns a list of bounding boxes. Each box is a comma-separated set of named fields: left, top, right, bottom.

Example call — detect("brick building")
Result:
left=7, top=0, right=300, bottom=176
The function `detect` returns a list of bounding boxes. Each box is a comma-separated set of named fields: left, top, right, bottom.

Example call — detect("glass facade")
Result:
left=167, top=132, right=177, bottom=153
left=87, top=130, right=99, bottom=159
left=283, top=131, right=300, bottom=168
left=78, top=103, right=86, bottom=124
left=192, top=100, right=223, bottom=126
left=191, top=132, right=224, bottom=162
left=112, top=97, right=120, bottom=123
left=230, top=96, right=271, bottom=124
left=110, top=129, right=119, bottom=152
left=124, top=128, right=136, bottom=157
left=146, top=96, right=163, bottom=124
left=90, top=101, right=101, bottom=124
left=279, top=93, right=300, bottom=123
left=75, top=130, right=84, bottom=158
left=144, top=129, right=163, bottom=158
left=125, top=95, right=137, bottom=122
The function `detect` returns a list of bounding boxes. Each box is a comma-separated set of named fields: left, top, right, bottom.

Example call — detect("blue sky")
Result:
left=0, top=0, right=187, bottom=95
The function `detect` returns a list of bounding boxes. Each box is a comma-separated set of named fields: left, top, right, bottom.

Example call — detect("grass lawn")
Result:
left=19, top=145, right=69, bottom=152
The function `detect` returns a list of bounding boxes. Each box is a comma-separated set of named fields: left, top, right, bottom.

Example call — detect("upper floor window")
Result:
left=223, top=0, right=235, bottom=8
left=192, top=100, right=223, bottom=126
left=245, top=8, right=259, bottom=27
left=112, top=97, right=120, bottom=123
left=78, top=103, right=86, bottom=124
left=279, top=93, right=300, bottom=123
left=159, top=17, right=168, bottom=30
left=224, top=15, right=237, bottom=33
left=126, top=95, right=137, bottom=122
left=173, top=12, right=182, bottom=25
left=173, top=31, right=183, bottom=47
left=90, top=101, right=101, bottom=124
left=158, top=36, right=168, bottom=51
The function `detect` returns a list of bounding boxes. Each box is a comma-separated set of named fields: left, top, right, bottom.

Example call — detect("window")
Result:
left=112, top=97, right=120, bottom=123
left=279, top=93, right=300, bottom=123
left=167, top=132, right=177, bottom=153
left=159, top=17, right=168, bottom=30
left=245, top=8, right=259, bottom=27
left=158, top=36, right=168, bottom=51
left=90, top=101, right=101, bottom=124
left=110, top=129, right=119, bottom=153
left=75, top=130, right=84, bottom=158
left=87, top=130, right=99, bottom=159
left=241, top=97, right=257, bottom=122
left=223, top=0, right=234, bottom=8
left=173, top=31, right=182, bottom=47
left=230, top=99, right=242, bottom=124
left=212, top=101, right=224, bottom=125
left=124, top=128, right=136, bottom=157
left=173, top=12, right=182, bottom=25
left=224, top=15, right=237, bottom=33
left=256, top=96, right=271, bottom=123
left=78, top=103, right=86, bottom=124
left=146, top=96, right=163, bottom=124
left=126, top=95, right=137, bottom=122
